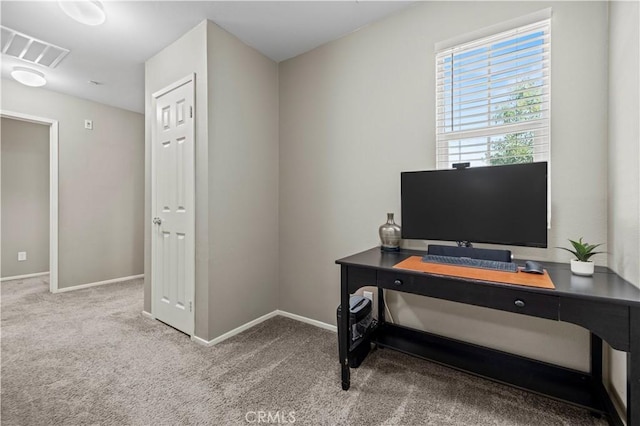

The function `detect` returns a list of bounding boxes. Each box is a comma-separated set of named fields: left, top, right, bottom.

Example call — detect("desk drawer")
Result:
left=487, top=287, right=559, bottom=320
left=378, top=270, right=559, bottom=320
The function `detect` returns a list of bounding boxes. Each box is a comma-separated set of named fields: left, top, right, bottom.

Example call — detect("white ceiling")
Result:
left=0, top=1, right=414, bottom=113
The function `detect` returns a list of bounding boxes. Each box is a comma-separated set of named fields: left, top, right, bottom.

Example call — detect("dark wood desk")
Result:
left=336, top=248, right=640, bottom=426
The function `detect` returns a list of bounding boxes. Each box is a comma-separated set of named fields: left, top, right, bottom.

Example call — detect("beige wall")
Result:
left=206, top=22, right=280, bottom=339
left=1, top=118, right=49, bottom=278
left=144, top=20, right=279, bottom=341
left=607, top=0, right=640, bottom=409
left=279, top=1, right=608, bottom=372
left=1, top=80, right=144, bottom=289
left=608, top=0, right=640, bottom=291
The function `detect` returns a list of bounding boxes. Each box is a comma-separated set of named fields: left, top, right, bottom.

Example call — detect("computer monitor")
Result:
left=400, top=162, right=548, bottom=248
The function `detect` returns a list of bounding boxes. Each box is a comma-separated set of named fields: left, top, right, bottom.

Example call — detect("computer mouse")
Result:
left=523, top=260, right=544, bottom=274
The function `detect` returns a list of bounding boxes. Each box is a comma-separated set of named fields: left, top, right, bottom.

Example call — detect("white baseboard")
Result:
left=1, top=271, right=49, bottom=282
left=141, top=311, right=154, bottom=320
left=276, top=310, right=337, bottom=333
left=190, top=335, right=212, bottom=346
left=55, top=274, right=144, bottom=293
left=191, top=310, right=279, bottom=346
left=191, top=309, right=336, bottom=347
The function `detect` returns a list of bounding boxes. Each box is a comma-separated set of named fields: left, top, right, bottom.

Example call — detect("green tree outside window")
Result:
left=486, top=82, right=542, bottom=166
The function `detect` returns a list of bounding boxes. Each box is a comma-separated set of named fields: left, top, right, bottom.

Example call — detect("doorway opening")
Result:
left=0, top=110, right=59, bottom=293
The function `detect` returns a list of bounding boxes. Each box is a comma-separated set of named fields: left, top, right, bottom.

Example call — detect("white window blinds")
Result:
left=436, top=19, right=551, bottom=169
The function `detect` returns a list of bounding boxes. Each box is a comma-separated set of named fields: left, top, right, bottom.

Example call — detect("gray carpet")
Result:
left=1, top=276, right=607, bottom=425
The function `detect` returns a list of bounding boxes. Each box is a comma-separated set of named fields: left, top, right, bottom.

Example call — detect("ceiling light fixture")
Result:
left=11, top=67, right=47, bottom=87
left=58, top=1, right=106, bottom=26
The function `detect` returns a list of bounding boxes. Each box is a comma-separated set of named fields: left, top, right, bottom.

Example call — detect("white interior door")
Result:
left=151, top=75, right=195, bottom=335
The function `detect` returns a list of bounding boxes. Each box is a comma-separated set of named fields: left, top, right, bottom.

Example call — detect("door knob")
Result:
left=153, top=217, right=163, bottom=225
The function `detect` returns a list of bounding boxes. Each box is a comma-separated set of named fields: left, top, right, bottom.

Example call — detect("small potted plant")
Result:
left=558, top=237, right=604, bottom=277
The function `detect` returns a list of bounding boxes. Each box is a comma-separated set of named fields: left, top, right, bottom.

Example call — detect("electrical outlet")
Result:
left=18, top=251, right=27, bottom=261
left=363, top=291, right=374, bottom=302
left=84, top=119, right=93, bottom=130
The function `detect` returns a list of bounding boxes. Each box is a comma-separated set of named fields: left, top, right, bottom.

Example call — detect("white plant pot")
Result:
left=570, top=259, right=594, bottom=277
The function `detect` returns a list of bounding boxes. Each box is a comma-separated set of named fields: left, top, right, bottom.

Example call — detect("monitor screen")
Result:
left=401, top=162, right=548, bottom=248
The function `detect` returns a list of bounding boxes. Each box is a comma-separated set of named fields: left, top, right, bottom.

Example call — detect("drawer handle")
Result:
left=514, top=299, right=526, bottom=308
left=394, top=279, right=403, bottom=286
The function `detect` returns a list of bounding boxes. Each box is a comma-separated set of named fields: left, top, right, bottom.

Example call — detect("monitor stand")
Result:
left=427, top=244, right=512, bottom=263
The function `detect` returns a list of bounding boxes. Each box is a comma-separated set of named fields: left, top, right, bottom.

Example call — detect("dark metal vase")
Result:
left=379, top=213, right=401, bottom=251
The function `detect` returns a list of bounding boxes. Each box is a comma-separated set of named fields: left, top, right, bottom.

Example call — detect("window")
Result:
left=436, top=19, right=550, bottom=169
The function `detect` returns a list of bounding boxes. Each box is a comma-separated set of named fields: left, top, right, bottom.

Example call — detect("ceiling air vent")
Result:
left=1, top=26, right=69, bottom=69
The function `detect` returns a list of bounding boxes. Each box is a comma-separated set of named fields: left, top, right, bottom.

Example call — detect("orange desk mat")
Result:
left=393, top=256, right=555, bottom=290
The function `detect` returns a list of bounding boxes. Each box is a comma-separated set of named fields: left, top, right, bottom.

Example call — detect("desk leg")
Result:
left=628, top=306, right=640, bottom=426
left=591, top=333, right=603, bottom=382
left=590, top=333, right=604, bottom=419
left=378, top=288, right=385, bottom=324
left=339, top=266, right=350, bottom=391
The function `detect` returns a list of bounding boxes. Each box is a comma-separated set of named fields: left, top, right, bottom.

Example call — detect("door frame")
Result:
left=150, top=73, right=196, bottom=336
left=0, top=110, right=59, bottom=293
